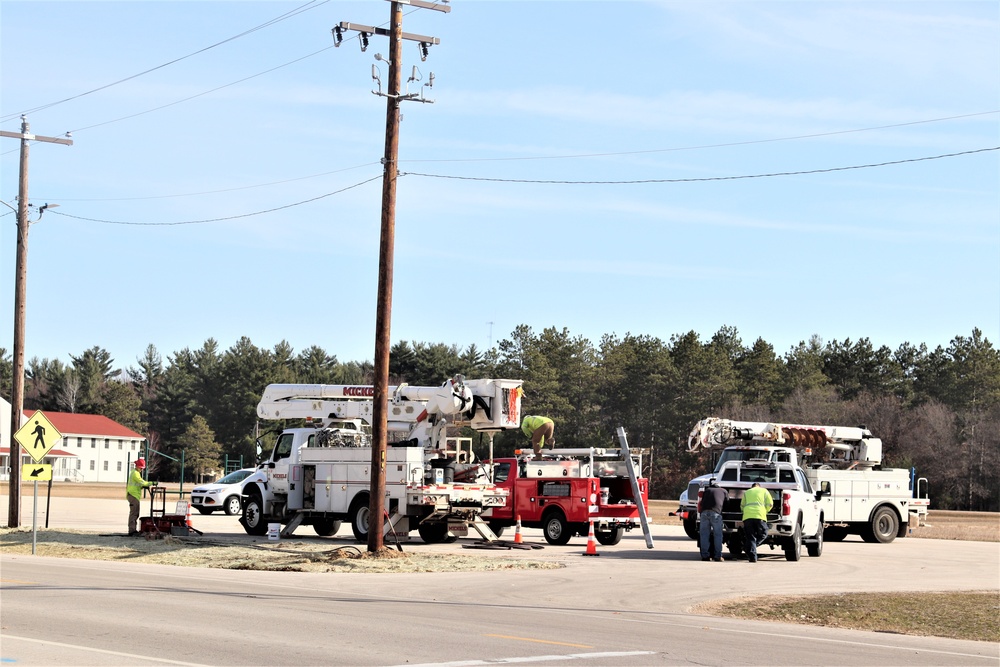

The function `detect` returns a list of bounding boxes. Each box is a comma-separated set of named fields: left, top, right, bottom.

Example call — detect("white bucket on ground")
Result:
left=267, top=523, right=280, bottom=541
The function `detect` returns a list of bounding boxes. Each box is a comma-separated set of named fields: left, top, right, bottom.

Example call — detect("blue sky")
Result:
left=2, top=1, right=998, bottom=372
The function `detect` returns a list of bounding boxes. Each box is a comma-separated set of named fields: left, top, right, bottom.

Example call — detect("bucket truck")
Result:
left=240, top=375, right=523, bottom=543
left=679, top=418, right=930, bottom=548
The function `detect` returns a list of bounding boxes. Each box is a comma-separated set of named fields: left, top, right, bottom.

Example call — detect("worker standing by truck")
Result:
left=740, top=482, right=772, bottom=563
left=127, top=458, right=156, bottom=536
left=699, top=478, right=727, bottom=562
left=521, top=415, right=555, bottom=457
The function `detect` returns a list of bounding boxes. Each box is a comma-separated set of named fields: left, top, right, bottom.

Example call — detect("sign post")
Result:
left=14, top=411, right=62, bottom=554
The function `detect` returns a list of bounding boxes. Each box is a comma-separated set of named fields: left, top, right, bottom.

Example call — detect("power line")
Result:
left=0, top=1, right=328, bottom=123
left=47, top=174, right=381, bottom=226
left=400, top=147, right=999, bottom=185
left=39, top=162, right=381, bottom=202
left=401, top=111, right=1000, bottom=164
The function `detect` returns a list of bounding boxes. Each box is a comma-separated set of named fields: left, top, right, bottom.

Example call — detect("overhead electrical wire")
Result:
left=0, top=0, right=328, bottom=123
left=47, top=174, right=382, bottom=226
left=399, top=147, right=999, bottom=185
left=39, top=146, right=997, bottom=228
left=402, top=111, right=1000, bottom=163
left=42, top=162, right=382, bottom=202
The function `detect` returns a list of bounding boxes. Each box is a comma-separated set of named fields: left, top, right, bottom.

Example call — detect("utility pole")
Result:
left=1, top=117, right=72, bottom=528
left=335, top=0, right=446, bottom=552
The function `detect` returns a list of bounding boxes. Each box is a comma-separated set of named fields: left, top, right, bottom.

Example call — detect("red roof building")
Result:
left=1, top=407, right=145, bottom=484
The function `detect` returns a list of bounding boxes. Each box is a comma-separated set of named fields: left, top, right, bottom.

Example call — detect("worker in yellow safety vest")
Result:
left=127, top=458, right=157, bottom=536
left=740, top=482, right=773, bottom=562
left=521, top=415, right=555, bottom=457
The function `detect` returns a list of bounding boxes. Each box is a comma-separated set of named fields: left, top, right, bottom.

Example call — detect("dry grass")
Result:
left=0, top=527, right=562, bottom=573
left=696, top=591, right=1000, bottom=643
left=908, top=511, right=1000, bottom=542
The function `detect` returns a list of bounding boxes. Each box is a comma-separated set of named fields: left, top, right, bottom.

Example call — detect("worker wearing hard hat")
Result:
left=740, top=482, right=773, bottom=563
left=127, top=458, right=156, bottom=536
left=521, top=415, right=555, bottom=457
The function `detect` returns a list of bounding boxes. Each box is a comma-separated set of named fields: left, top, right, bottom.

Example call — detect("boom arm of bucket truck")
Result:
left=686, top=417, right=883, bottom=469
left=256, top=376, right=523, bottom=451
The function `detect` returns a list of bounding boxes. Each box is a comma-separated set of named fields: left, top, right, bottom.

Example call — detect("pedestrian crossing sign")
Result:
left=14, top=411, right=63, bottom=463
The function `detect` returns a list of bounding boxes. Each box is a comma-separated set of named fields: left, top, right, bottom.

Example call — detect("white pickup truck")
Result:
left=702, top=460, right=826, bottom=561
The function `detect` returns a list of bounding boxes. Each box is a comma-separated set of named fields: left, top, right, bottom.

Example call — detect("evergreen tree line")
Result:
left=1, top=326, right=997, bottom=510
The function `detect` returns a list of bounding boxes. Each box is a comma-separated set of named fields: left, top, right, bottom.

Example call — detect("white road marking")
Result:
left=0, top=634, right=212, bottom=666
left=392, top=650, right=656, bottom=666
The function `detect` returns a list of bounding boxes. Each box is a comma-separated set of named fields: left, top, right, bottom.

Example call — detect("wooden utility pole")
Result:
left=335, top=0, right=446, bottom=552
left=1, top=117, right=72, bottom=528
left=368, top=1, right=405, bottom=553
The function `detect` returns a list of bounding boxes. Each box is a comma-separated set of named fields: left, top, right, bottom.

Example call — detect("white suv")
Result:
left=191, top=469, right=255, bottom=515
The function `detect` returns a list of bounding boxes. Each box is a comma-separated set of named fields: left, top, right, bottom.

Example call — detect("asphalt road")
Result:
left=2, top=495, right=999, bottom=666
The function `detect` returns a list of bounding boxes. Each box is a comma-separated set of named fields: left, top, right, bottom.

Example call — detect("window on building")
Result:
left=117, top=461, right=122, bottom=472
left=103, top=461, right=108, bottom=471
left=77, top=438, right=82, bottom=448
left=91, top=438, right=96, bottom=448
left=105, top=439, right=110, bottom=449
left=118, top=441, right=123, bottom=450
left=90, top=460, right=95, bottom=470
left=77, top=460, right=82, bottom=470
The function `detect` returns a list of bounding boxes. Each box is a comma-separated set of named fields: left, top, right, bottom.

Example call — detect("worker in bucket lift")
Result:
left=521, top=415, right=555, bottom=457
left=127, top=458, right=157, bottom=536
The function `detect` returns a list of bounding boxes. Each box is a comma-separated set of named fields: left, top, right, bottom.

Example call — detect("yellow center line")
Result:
left=484, top=634, right=593, bottom=649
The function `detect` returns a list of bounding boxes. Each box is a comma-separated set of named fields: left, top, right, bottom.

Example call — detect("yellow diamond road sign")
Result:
left=14, top=410, right=63, bottom=463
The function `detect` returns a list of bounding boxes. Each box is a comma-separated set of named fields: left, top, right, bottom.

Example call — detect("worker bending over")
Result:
left=521, top=415, right=555, bottom=457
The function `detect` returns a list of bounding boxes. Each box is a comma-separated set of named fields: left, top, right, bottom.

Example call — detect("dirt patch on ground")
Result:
left=694, top=591, right=1000, bottom=643
left=0, top=528, right=562, bottom=573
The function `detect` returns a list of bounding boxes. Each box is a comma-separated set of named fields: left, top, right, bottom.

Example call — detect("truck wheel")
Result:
left=806, top=523, right=824, bottom=557
left=683, top=516, right=699, bottom=541
left=224, top=495, right=242, bottom=516
left=241, top=491, right=268, bottom=536
left=823, top=525, right=849, bottom=542
left=784, top=521, right=802, bottom=561
left=727, top=536, right=744, bottom=559
left=487, top=522, right=506, bottom=539
left=418, top=522, right=449, bottom=544
left=866, top=506, right=899, bottom=544
left=313, top=518, right=342, bottom=537
left=595, top=526, right=624, bottom=546
left=349, top=494, right=371, bottom=542
left=542, top=509, right=572, bottom=545
left=196, top=508, right=214, bottom=515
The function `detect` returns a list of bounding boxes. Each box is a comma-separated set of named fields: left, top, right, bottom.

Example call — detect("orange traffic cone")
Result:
left=514, top=515, right=523, bottom=544
left=185, top=502, right=194, bottom=529
left=583, top=520, right=600, bottom=556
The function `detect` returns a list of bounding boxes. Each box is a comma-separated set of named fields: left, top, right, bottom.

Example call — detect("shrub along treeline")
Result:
left=2, top=326, right=997, bottom=511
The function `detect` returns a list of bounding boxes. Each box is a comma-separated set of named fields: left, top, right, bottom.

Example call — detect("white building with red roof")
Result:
left=1, top=400, right=145, bottom=483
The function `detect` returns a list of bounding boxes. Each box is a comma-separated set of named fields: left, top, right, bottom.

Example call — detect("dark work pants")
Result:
left=128, top=494, right=141, bottom=534
left=743, top=518, right=768, bottom=561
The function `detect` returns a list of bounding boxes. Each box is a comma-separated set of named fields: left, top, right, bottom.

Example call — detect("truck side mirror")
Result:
left=816, top=481, right=831, bottom=499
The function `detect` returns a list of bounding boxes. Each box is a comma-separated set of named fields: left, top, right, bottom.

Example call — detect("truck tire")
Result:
left=683, top=515, right=699, bottom=541
left=241, top=491, right=269, bottom=536
left=224, top=495, right=242, bottom=516
left=784, top=521, right=802, bottom=561
left=806, top=521, right=823, bottom=558
left=862, top=506, right=898, bottom=544
left=488, top=522, right=506, bottom=539
left=313, top=518, right=342, bottom=537
left=418, top=522, right=449, bottom=544
left=595, top=525, right=624, bottom=546
left=727, top=535, right=744, bottom=559
left=349, top=494, right=371, bottom=542
left=823, top=525, right=849, bottom=542
left=542, top=509, right=572, bottom=545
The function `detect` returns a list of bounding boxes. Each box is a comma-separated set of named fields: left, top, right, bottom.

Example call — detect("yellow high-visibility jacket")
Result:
left=741, top=485, right=773, bottom=521
left=127, top=469, right=152, bottom=500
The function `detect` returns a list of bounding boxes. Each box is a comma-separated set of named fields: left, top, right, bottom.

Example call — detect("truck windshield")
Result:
left=714, top=450, right=771, bottom=472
